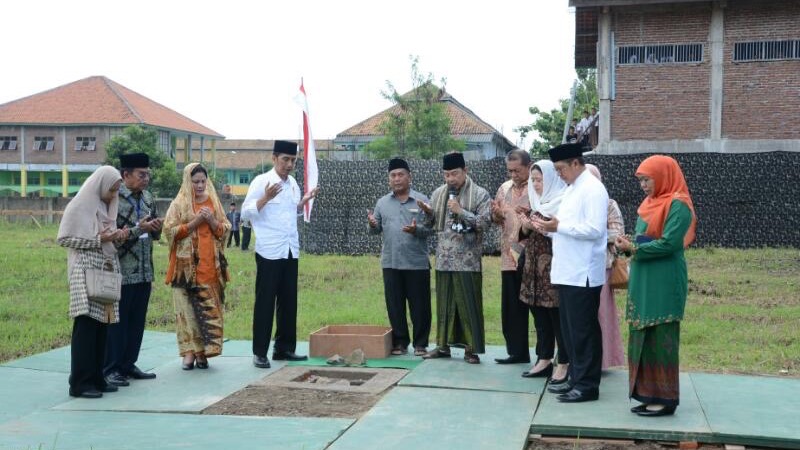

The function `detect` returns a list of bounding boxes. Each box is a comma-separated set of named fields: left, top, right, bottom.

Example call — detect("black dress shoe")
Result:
left=494, top=355, right=531, bottom=365
left=126, top=366, right=156, bottom=380
left=521, top=363, right=553, bottom=378
left=195, top=360, right=209, bottom=369
left=636, top=405, right=676, bottom=417
left=182, top=360, right=195, bottom=370
left=69, top=388, right=103, bottom=399
left=557, top=389, right=599, bottom=403
left=547, top=383, right=574, bottom=394
left=548, top=375, right=569, bottom=385
left=105, top=373, right=130, bottom=387
left=97, top=384, right=118, bottom=393
left=253, top=355, right=271, bottom=368
left=630, top=403, right=648, bottom=413
left=272, top=351, right=307, bottom=361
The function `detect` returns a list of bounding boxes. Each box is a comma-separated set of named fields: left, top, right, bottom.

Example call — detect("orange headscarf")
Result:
left=636, top=155, right=696, bottom=248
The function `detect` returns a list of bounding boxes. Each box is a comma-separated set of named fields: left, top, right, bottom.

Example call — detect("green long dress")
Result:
left=627, top=200, right=692, bottom=407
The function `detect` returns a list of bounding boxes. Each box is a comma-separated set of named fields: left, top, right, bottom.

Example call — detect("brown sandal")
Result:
left=390, top=347, right=408, bottom=356
left=421, top=348, right=451, bottom=359
left=464, top=352, right=481, bottom=364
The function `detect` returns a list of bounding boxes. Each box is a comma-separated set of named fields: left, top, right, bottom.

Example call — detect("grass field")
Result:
left=1, top=223, right=798, bottom=377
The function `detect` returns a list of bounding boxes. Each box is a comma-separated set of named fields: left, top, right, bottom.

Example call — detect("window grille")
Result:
left=74, top=137, right=96, bottom=151
left=617, top=43, right=703, bottom=65
left=34, top=137, right=55, bottom=151
left=0, top=136, right=17, bottom=150
left=734, top=40, right=800, bottom=62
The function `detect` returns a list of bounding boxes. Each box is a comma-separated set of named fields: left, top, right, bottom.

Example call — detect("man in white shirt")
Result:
left=532, top=143, right=608, bottom=403
left=242, top=140, right=318, bottom=369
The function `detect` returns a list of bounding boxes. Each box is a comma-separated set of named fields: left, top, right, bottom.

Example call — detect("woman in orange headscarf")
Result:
left=615, top=155, right=696, bottom=417
left=164, top=163, right=230, bottom=370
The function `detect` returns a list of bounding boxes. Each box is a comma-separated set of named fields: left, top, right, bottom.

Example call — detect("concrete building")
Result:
left=571, top=0, right=800, bottom=154
left=334, top=86, right=515, bottom=160
left=0, top=76, right=223, bottom=197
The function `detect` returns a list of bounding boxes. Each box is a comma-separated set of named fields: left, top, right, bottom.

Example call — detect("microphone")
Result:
left=448, top=188, right=458, bottom=218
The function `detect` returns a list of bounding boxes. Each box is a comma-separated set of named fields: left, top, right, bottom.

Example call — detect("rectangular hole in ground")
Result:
left=291, top=369, right=377, bottom=386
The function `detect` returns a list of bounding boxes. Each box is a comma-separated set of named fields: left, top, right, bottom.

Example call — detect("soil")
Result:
left=202, top=385, right=386, bottom=418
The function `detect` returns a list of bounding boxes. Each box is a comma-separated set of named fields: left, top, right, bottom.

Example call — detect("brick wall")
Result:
left=722, top=0, right=800, bottom=139
left=612, top=3, right=712, bottom=141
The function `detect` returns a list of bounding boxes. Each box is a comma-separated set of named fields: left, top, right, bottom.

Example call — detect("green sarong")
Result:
left=628, top=321, right=680, bottom=406
left=435, top=271, right=485, bottom=353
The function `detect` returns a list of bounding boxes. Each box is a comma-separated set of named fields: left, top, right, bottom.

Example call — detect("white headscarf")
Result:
left=528, top=159, right=567, bottom=218
left=58, top=166, right=121, bottom=259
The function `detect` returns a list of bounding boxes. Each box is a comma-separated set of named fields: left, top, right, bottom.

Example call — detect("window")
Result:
left=734, top=40, right=800, bottom=62
left=34, top=137, right=54, bottom=151
left=1, top=136, right=17, bottom=150
left=47, top=178, right=61, bottom=186
left=74, top=137, right=96, bottom=151
left=69, top=178, right=81, bottom=186
left=239, top=174, right=250, bottom=184
left=617, top=43, right=703, bottom=65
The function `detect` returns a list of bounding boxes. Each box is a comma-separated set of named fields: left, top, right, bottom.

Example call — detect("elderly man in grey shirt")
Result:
left=368, top=158, right=432, bottom=356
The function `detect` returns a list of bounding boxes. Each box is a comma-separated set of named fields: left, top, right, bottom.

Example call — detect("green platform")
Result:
left=54, top=356, right=285, bottom=413
left=1, top=331, right=799, bottom=450
left=328, top=386, right=537, bottom=450
left=532, top=370, right=712, bottom=442
left=0, top=410, right=352, bottom=450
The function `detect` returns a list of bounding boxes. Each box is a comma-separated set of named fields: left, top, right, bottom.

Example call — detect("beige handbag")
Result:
left=85, top=260, right=122, bottom=304
left=609, top=256, right=629, bottom=290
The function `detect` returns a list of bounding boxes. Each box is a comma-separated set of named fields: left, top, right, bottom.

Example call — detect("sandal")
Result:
left=413, top=347, right=427, bottom=357
left=464, top=352, right=480, bottom=364
left=390, top=347, right=408, bottom=356
left=421, top=348, right=451, bottom=359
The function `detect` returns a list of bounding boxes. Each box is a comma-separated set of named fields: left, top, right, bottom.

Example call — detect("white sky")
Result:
left=2, top=0, right=577, bottom=149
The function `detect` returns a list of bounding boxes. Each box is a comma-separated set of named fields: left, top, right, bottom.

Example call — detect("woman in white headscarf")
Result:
left=586, top=164, right=626, bottom=370
left=57, top=166, right=128, bottom=398
left=518, top=160, right=569, bottom=383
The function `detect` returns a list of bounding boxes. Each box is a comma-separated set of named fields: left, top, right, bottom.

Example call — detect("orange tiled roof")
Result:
left=0, top=76, right=223, bottom=138
left=336, top=88, right=498, bottom=137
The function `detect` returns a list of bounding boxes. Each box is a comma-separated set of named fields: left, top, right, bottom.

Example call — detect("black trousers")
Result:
left=241, top=226, right=252, bottom=250
left=105, top=282, right=151, bottom=376
left=382, top=268, right=431, bottom=349
left=252, top=253, right=298, bottom=357
left=227, top=229, right=240, bottom=247
left=557, top=283, right=603, bottom=393
left=531, top=305, right=568, bottom=364
left=70, top=315, right=108, bottom=393
left=500, top=271, right=530, bottom=359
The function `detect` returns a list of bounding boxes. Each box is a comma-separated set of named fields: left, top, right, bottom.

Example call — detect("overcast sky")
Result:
left=2, top=0, right=577, bottom=149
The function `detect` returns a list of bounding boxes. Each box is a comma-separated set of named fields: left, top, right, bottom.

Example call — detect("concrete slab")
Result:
left=217, top=339, right=310, bottom=358
left=399, top=347, right=546, bottom=394
left=0, top=367, right=69, bottom=422
left=691, top=373, right=800, bottom=449
left=0, top=410, right=352, bottom=450
left=53, top=356, right=286, bottom=413
left=532, top=370, right=713, bottom=442
left=328, top=386, right=536, bottom=450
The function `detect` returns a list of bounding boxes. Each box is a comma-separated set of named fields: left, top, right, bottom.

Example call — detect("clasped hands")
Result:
left=614, top=234, right=634, bottom=253
left=100, top=227, right=129, bottom=243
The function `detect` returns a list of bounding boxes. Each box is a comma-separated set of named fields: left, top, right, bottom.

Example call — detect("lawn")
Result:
left=1, top=223, right=798, bottom=377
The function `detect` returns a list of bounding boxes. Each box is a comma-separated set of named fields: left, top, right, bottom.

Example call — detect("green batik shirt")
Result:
left=116, top=184, right=160, bottom=285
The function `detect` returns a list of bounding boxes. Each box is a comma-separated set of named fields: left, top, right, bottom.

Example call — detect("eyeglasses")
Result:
left=133, top=171, right=151, bottom=180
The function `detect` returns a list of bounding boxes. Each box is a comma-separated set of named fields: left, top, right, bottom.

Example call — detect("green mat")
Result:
left=287, top=356, right=422, bottom=370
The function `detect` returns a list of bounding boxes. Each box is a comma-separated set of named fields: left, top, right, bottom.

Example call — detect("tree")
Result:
left=515, top=69, right=599, bottom=156
left=363, top=56, right=466, bottom=159
left=104, top=125, right=181, bottom=198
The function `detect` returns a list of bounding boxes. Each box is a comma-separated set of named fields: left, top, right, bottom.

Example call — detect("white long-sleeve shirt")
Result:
left=241, top=169, right=301, bottom=260
left=550, top=169, right=608, bottom=287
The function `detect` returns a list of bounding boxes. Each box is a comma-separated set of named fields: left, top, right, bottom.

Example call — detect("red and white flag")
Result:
left=294, top=79, right=318, bottom=222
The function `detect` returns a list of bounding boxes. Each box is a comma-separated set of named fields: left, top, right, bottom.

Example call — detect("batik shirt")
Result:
left=116, top=185, right=160, bottom=285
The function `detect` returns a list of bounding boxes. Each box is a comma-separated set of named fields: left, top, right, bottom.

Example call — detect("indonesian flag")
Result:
left=294, top=79, right=318, bottom=222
